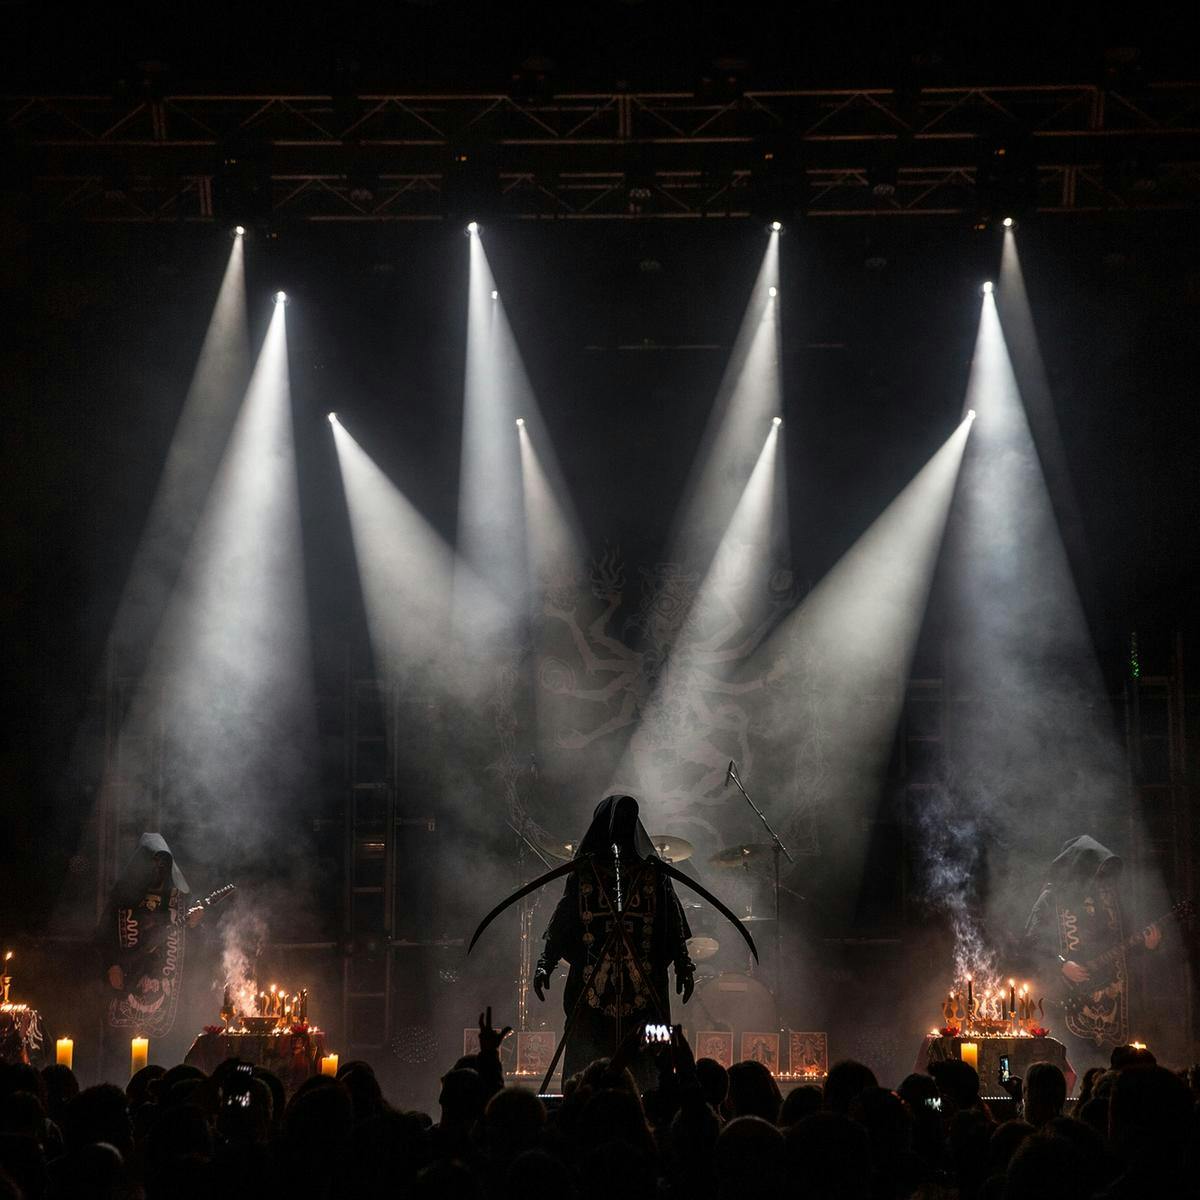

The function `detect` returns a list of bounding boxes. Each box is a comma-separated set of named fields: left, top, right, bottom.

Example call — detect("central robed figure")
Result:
left=534, top=795, right=695, bottom=1081
left=469, top=792, right=757, bottom=1087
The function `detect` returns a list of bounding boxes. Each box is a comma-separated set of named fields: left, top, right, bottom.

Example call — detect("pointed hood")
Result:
left=1049, top=835, right=1121, bottom=887
left=575, top=795, right=657, bottom=862
left=111, top=832, right=190, bottom=904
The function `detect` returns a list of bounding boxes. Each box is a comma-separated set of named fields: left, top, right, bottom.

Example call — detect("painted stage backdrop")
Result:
left=486, top=544, right=834, bottom=871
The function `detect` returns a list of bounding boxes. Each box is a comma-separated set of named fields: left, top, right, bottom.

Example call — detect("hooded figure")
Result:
left=1023, top=835, right=1158, bottom=1049
left=534, top=796, right=695, bottom=1082
left=98, top=833, right=192, bottom=1039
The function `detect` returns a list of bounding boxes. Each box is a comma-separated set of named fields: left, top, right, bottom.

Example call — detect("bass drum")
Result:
left=688, top=971, right=778, bottom=1059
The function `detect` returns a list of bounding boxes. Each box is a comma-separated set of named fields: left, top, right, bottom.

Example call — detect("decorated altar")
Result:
left=915, top=1033, right=1075, bottom=1097
left=185, top=1027, right=329, bottom=1092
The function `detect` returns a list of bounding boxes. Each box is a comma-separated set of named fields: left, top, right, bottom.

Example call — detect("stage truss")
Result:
left=5, top=82, right=1200, bottom=222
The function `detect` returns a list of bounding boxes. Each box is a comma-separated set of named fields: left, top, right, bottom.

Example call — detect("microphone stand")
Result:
left=727, top=761, right=793, bottom=1031
left=507, top=819, right=554, bottom=1033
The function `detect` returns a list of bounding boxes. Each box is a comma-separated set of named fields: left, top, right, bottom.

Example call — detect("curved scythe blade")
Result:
left=655, top=859, right=759, bottom=962
left=467, top=858, right=582, bottom=954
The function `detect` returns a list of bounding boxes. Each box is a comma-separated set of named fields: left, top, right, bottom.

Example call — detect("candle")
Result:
left=959, top=1042, right=978, bottom=1071
left=966, top=978, right=973, bottom=1022
left=319, top=1054, right=338, bottom=1077
left=1009, top=979, right=1016, bottom=1014
left=130, top=1037, right=149, bottom=1076
left=56, top=1038, right=74, bottom=1070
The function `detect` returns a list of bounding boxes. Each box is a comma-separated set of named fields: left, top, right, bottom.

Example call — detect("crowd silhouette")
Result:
left=1, top=1013, right=1196, bottom=1199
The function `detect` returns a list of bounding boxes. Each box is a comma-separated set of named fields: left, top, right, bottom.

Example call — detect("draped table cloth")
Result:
left=184, top=1028, right=328, bottom=1092
left=915, top=1033, right=1076, bottom=1097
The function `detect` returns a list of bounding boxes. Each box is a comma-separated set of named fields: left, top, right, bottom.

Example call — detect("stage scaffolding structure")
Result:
left=90, top=635, right=1196, bottom=1062
left=5, top=82, right=1200, bottom=223
left=1124, top=633, right=1195, bottom=1057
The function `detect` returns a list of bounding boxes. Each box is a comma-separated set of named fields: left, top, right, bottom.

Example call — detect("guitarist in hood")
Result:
left=1023, top=835, right=1160, bottom=1056
left=98, top=833, right=204, bottom=1044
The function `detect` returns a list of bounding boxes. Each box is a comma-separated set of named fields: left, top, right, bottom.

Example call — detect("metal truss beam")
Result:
left=6, top=84, right=1200, bottom=222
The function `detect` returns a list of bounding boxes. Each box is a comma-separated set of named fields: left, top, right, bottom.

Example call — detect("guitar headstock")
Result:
left=204, top=884, right=237, bottom=908
left=187, top=884, right=237, bottom=916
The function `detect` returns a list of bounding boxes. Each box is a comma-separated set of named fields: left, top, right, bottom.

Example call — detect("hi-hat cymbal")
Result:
left=687, top=936, right=720, bottom=962
left=737, top=914, right=776, bottom=923
left=650, top=835, right=694, bottom=864
left=708, top=843, right=774, bottom=868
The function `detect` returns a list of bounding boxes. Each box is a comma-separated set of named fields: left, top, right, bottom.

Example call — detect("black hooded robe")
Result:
left=97, top=833, right=191, bottom=1040
left=538, top=796, right=693, bottom=1083
left=1023, top=835, right=1130, bottom=1049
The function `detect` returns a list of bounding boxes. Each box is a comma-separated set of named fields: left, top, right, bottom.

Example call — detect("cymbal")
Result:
left=535, top=837, right=578, bottom=862
left=708, top=843, right=774, bottom=868
left=650, top=834, right=694, bottom=864
left=687, top=936, right=720, bottom=962
left=737, top=914, right=776, bottom=923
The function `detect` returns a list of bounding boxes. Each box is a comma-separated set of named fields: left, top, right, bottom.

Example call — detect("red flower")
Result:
left=290, top=1022, right=309, bottom=1035
left=1029, top=1026, right=1049, bottom=1038
left=940, top=1026, right=960, bottom=1038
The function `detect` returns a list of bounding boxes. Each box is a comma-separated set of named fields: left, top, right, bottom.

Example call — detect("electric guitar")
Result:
left=106, top=884, right=237, bottom=990
left=1055, top=898, right=1192, bottom=1016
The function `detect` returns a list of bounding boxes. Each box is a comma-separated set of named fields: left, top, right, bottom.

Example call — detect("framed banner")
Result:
left=695, top=1030, right=734, bottom=1068
left=516, top=1031, right=557, bottom=1078
left=740, top=1031, right=780, bottom=1073
left=787, top=1031, right=829, bottom=1077
left=463, top=1027, right=517, bottom=1071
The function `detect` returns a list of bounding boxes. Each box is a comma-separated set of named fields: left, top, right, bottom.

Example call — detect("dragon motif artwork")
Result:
left=530, top=544, right=820, bottom=853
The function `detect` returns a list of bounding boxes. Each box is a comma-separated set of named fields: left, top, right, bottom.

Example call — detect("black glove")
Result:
left=675, top=959, right=695, bottom=1003
left=533, top=956, right=554, bottom=1002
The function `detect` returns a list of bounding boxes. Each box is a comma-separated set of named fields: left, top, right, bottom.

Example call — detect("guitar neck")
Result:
left=1084, top=908, right=1175, bottom=972
left=1085, top=930, right=1146, bottom=972
left=187, top=884, right=235, bottom=918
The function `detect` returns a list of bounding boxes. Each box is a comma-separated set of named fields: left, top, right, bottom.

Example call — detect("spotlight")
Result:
left=981, top=280, right=994, bottom=295
left=1002, top=216, right=1014, bottom=228
left=768, top=286, right=778, bottom=298
left=967, top=409, right=977, bottom=421
left=234, top=225, right=246, bottom=237
left=770, top=220, right=782, bottom=232
left=772, top=416, right=782, bottom=426
left=466, top=220, right=479, bottom=234
left=490, top=290, right=499, bottom=300
left=327, top=412, right=338, bottom=425
left=515, top=417, right=525, bottom=428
